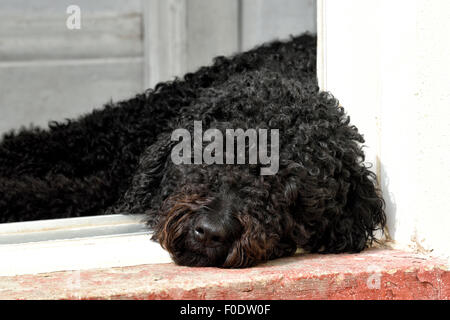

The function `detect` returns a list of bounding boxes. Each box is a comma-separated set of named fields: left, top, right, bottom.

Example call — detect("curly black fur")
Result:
left=0, top=34, right=385, bottom=268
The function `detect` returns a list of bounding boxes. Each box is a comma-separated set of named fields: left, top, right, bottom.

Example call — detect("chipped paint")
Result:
left=0, top=248, right=449, bottom=300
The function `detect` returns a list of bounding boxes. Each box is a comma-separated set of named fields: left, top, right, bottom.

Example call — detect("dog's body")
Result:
left=0, top=34, right=385, bottom=267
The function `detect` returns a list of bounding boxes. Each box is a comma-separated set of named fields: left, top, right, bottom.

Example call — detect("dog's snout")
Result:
left=194, top=217, right=227, bottom=246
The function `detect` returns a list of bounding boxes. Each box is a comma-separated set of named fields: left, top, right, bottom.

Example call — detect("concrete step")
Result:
left=0, top=248, right=448, bottom=299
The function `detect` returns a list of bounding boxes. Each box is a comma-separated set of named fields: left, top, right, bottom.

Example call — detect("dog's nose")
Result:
left=194, top=217, right=227, bottom=246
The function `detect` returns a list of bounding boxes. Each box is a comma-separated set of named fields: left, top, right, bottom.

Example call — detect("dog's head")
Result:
left=152, top=166, right=298, bottom=268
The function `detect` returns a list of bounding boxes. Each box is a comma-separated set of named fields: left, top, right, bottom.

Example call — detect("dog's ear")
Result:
left=108, top=132, right=175, bottom=215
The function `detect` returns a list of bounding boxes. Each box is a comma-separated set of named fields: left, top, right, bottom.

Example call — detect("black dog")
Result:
left=0, top=34, right=385, bottom=268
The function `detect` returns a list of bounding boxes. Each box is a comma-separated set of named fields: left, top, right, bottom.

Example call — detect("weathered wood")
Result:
left=0, top=58, right=143, bottom=133
left=144, top=0, right=240, bottom=88
left=0, top=0, right=141, bottom=14
left=241, top=0, right=317, bottom=51
left=186, top=0, right=239, bottom=73
left=0, top=0, right=318, bottom=132
left=0, top=0, right=143, bottom=60
left=144, top=0, right=188, bottom=89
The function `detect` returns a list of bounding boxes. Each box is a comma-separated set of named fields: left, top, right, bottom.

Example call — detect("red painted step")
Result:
left=0, top=248, right=448, bottom=299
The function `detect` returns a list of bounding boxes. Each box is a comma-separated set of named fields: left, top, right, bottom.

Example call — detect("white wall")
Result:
left=318, top=0, right=450, bottom=259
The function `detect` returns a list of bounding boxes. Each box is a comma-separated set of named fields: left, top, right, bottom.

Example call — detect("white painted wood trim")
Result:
left=0, top=214, right=147, bottom=244
left=0, top=233, right=171, bottom=276
left=0, top=214, right=172, bottom=276
left=316, top=0, right=380, bottom=176
left=0, top=214, right=145, bottom=234
left=143, top=0, right=158, bottom=89
left=316, top=0, right=327, bottom=91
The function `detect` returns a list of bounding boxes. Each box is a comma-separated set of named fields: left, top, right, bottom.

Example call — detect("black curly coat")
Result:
left=0, top=34, right=385, bottom=268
